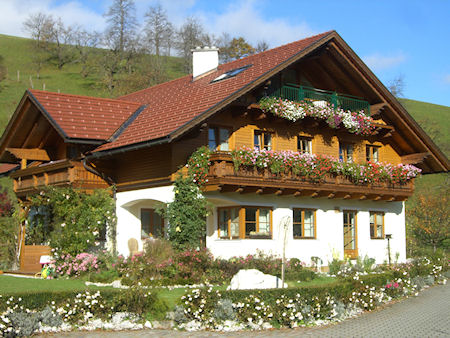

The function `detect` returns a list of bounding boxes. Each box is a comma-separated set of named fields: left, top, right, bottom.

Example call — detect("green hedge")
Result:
left=203, top=272, right=394, bottom=305
left=0, top=288, right=168, bottom=318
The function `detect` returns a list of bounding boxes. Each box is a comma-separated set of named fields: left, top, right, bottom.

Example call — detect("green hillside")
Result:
left=0, top=33, right=186, bottom=129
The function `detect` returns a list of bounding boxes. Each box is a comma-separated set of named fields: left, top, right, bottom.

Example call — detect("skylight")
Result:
left=211, top=64, right=252, bottom=83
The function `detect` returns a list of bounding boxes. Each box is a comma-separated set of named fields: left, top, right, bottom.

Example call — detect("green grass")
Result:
left=287, top=276, right=337, bottom=288
left=0, top=33, right=186, bottom=131
left=0, top=275, right=111, bottom=294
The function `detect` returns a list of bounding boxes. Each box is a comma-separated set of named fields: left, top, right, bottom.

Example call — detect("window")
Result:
left=245, top=207, right=271, bottom=238
left=366, top=145, right=380, bottom=162
left=370, top=212, right=384, bottom=239
left=297, top=136, right=312, bottom=154
left=141, top=209, right=164, bottom=239
left=339, top=143, right=354, bottom=162
left=208, top=127, right=230, bottom=151
left=217, top=206, right=272, bottom=239
left=293, top=209, right=316, bottom=238
left=218, top=207, right=240, bottom=239
left=211, top=64, right=252, bottom=83
left=254, top=131, right=272, bottom=150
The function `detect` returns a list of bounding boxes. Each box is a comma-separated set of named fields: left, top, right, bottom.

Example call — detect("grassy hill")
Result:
left=0, top=33, right=186, bottom=129
left=0, top=33, right=448, bottom=194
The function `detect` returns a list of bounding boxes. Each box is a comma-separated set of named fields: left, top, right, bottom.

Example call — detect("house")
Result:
left=1, top=31, right=448, bottom=269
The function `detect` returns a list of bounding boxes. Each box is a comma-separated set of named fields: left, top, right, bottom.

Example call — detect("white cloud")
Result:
left=199, top=0, right=317, bottom=48
left=0, top=0, right=106, bottom=38
left=363, top=52, right=406, bottom=71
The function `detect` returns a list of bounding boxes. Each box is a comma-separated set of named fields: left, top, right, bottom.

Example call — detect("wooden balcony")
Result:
left=203, top=152, right=414, bottom=201
left=11, top=160, right=108, bottom=197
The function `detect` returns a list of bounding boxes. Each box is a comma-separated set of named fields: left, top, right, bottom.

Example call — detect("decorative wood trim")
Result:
left=401, top=152, right=431, bottom=165
left=6, top=148, right=50, bottom=161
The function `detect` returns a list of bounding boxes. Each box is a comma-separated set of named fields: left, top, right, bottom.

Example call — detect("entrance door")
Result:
left=343, top=210, right=358, bottom=259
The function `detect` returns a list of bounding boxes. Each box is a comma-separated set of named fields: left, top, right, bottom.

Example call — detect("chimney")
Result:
left=191, top=46, right=219, bottom=79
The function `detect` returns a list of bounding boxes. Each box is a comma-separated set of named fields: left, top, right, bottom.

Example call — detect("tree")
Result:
left=221, top=37, right=255, bottom=61
left=72, top=28, right=101, bottom=78
left=23, top=12, right=54, bottom=76
left=388, top=74, right=405, bottom=97
left=162, top=176, right=209, bottom=250
left=102, top=0, right=139, bottom=94
left=407, top=184, right=449, bottom=252
left=103, top=0, right=137, bottom=53
left=176, top=17, right=206, bottom=73
left=143, top=4, right=174, bottom=57
left=255, top=40, right=269, bottom=53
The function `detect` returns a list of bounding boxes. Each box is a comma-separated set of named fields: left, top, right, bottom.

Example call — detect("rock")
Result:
left=227, top=269, right=287, bottom=290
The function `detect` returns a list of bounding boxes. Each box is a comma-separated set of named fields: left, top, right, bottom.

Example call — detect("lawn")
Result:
left=0, top=275, right=110, bottom=294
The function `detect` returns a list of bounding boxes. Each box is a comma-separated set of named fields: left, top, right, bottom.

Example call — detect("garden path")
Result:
left=51, top=282, right=450, bottom=337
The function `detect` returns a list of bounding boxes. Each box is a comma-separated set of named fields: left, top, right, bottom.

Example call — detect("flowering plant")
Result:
left=231, top=147, right=421, bottom=184
left=260, top=97, right=375, bottom=135
left=55, top=253, right=100, bottom=277
left=186, top=146, right=212, bottom=186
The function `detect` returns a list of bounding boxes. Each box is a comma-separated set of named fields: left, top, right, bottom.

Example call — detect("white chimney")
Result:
left=191, top=46, right=219, bottom=79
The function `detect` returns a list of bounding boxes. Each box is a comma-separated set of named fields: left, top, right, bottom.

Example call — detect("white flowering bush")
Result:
left=175, top=258, right=447, bottom=331
left=0, top=288, right=166, bottom=336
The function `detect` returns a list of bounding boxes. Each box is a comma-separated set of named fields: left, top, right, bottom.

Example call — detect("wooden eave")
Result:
left=328, top=36, right=449, bottom=173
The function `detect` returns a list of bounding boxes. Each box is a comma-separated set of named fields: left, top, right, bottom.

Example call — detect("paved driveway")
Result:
left=53, top=282, right=450, bottom=337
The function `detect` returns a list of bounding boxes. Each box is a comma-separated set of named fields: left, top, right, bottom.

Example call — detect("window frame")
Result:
left=339, top=142, right=354, bottom=162
left=140, top=208, right=164, bottom=240
left=217, top=206, right=273, bottom=239
left=297, top=136, right=312, bottom=154
left=292, top=208, right=317, bottom=239
left=217, top=206, right=240, bottom=240
left=369, top=211, right=385, bottom=239
left=253, top=130, right=273, bottom=151
left=208, top=126, right=231, bottom=151
left=366, top=145, right=380, bottom=163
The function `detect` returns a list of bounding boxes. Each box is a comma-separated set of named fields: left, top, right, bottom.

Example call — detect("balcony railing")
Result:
left=271, top=84, right=371, bottom=115
left=11, top=160, right=108, bottom=196
left=204, top=152, right=414, bottom=201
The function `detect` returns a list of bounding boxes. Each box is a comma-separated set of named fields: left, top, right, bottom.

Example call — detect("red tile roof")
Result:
left=95, top=31, right=333, bottom=152
left=0, top=163, right=18, bottom=175
left=29, top=90, right=142, bottom=141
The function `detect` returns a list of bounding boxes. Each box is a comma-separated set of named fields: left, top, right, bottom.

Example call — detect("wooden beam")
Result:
left=370, top=103, right=387, bottom=118
left=21, top=159, right=27, bottom=169
left=401, top=152, right=431, bottom=165
left=294, top=190, right=302, bottom=197
left=343, top=194, right=352, bottom=200
left=7, top=148, right=50, bottom=161
left=327, top=192, right=336, bottom=199
left=202, top=184, right=222, bottom=192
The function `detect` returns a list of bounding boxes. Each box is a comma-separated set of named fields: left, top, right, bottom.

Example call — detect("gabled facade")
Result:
left=1, top=31, right=448, bottom=266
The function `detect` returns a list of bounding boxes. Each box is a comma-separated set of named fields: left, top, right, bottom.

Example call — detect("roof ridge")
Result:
left=119, top=31, right=335, bottom=100
left=29, top=89, right=140, bottom=106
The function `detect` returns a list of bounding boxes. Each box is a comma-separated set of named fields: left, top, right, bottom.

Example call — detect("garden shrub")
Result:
left=161, top=175, right=209, bottom=251
left=25, top=186, right=116, bottom=258
left=0, top=216, right=19, bottom=270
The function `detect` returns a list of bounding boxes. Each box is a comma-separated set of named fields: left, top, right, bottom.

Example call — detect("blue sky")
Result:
left=1, top=0, right=449, bottom=106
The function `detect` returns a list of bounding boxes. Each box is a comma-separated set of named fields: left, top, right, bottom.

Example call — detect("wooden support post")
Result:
left=21, top=159, right=27, bottom=169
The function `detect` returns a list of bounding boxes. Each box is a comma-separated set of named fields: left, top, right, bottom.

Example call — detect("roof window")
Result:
left=211, top=64, right=252, bottom=83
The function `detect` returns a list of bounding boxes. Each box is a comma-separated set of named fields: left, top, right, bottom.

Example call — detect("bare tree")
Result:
left=143, top=4, right=173, bottom=57
left=103, top=0, right=138, bottom=53
left=22, top=12, right=54, bottom=48
left=388, top=74, right=405, bottom=97
left=255, top=40, right=269, bottom=53
left=73, top=28, right=101, bottom=77
left=176, top=17, right=206, bottom=73
left=216, top=32, right=232, bottom=63
left=44, top=18, right=77, bottom=69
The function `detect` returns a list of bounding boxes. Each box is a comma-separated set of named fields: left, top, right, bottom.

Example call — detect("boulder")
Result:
left=227, top=269, right=287, bottom=290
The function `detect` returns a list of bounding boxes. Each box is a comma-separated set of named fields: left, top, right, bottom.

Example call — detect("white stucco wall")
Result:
left=115, top=186, right=174, bottom=256
left=114, top=185, right=406, bottom=265
left=204, top=192, right=406, bottom=265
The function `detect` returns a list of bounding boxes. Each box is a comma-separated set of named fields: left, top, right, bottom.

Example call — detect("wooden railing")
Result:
left=204, top=152, right=414, bottom=201
left=11, top=160, right=108, bottom=196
